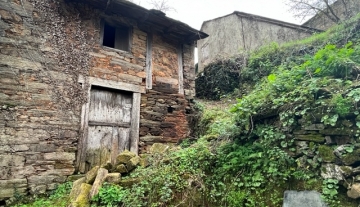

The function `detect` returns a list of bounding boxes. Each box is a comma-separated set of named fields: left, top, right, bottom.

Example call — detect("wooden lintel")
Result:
left=78, top=75, right=145, bottom=93
left=88, top=121, right=131, bottom=128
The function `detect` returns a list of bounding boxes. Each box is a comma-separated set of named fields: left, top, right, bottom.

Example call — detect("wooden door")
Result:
left=84, top=86, right=133, bottom=172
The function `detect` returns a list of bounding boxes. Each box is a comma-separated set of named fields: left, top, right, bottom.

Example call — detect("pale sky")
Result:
left=135, top=0, right=304, bottom=30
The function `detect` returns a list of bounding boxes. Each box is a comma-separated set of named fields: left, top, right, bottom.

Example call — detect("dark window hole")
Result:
left=168, top=106, right=174, bottom=113
left=102, top=22, right=130, bottom=51
left=103, top=23, right=116, bottom=48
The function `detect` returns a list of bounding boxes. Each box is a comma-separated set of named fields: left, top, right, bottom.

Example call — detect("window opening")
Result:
left=103, top=23, right=116, bottom=48
left=167, top=106, right=174, bottom=113
left=102, top=22, right=130, bottom=51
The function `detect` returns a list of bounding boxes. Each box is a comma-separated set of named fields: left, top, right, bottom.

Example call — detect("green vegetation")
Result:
left=13, top=182, right=72, bottom=207
left=13, top=14, right=360, bottom=207
left=88, top=109, right=304, bottom=207
left=196, top=58, right=241, bottom=100
left=231, top=42, right=360, bottom=134
left=322, top=179, right=340, bottom=206
left=92, top=184, right=128, bottom=206
left=318, top=146, right=336, bottom=162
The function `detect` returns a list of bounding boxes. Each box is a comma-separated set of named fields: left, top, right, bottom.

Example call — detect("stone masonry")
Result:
left=0, top=0, right=206, bottom=202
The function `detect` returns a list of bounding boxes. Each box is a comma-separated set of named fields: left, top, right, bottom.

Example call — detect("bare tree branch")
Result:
left=147, top=0, right=176, bottom=13
left=322, top=0, right=341, bottom=22
left=339, top=0, right=350, bottom=18
left=286, top=0, right=341, bottom=23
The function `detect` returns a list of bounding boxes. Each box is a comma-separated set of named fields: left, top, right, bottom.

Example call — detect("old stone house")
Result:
left=0, top=0, right=207, bottom=201
left=197, top=11, right=320, bottom=72
left=303, top=0, right=360, bottom=30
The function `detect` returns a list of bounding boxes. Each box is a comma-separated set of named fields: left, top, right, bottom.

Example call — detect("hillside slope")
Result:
left=12, top=14, right=360, bottom=207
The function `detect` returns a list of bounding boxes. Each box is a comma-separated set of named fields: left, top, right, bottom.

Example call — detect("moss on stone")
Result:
left=295, top=134, right=325, bottom=143
left=342, top=149, right=360, bottom=165
left=340, top=166, right=353, bottom=177
left=119, top=177, right=141, bottom=187
left=114, top=164, right=128, bottom=174
left=318, top=145, right=336, bottom=162
left=304, top=179, right=322, bottom=192
left=320, top=128, right=354, bottom=136
left=139, top=156, right=150, bottom=168
left=72, top=183, right=92, bottom=207
left=101, top=161, right=113, bottom=171
left=85, top=166, right=99, bottom=184
left=116, top=150, right=136, bottom=165
left=105, top=173, right=121, bottom=184
left=69, top=177, right=85, bottom=201
left=149, top=143, right=170, bottom=154
left=67, top=174, right=85, bottom=182
left=126, top=156, right=140, bottom=172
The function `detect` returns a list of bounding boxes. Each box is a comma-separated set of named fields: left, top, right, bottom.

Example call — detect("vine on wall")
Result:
left=29, top=0, right=93, bottom=112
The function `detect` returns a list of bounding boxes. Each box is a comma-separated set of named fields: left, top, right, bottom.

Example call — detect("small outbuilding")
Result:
left=197, top=11, right=319, bottom=72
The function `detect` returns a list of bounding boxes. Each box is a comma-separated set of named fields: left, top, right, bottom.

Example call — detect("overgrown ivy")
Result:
left=231, top=42, right=360, bottom=134
left=195, top=58, right=243, bottom=100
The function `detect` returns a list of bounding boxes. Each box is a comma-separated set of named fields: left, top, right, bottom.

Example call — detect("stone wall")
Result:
left=197, top=12, right=315, bottom=73
left=257, top=111, right=360, bottom=200
left=0, top=0, right=196, bottom=202
left=0, top=0, right=83, bottom=200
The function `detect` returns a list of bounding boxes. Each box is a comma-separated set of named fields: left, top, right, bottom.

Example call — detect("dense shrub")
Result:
left=195, top=58, right=243, bottom=100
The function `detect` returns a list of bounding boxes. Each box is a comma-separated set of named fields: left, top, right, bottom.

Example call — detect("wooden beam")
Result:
left=76, top=82, right=91, bottom=173
left=177, top=44, right=184, bottom=94
left=78, top=75, right=145, bottom=93
left=146, top=33, right=153, bottom=89
left=88, top=121, right=131, bottom=128
left=130, top=93, right=141, bottom=154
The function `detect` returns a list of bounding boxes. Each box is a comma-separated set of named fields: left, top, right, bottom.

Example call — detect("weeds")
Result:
left=13, top=182, right=72, bottom=207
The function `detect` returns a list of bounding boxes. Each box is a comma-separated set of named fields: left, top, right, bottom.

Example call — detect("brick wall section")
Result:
left=152, top=34, right=179, bottom=80
left=89, top=28, right=147, bottom=85
left=139, top=33, right=194, bottom=153
left=0, top=0, right=196, bottom=201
